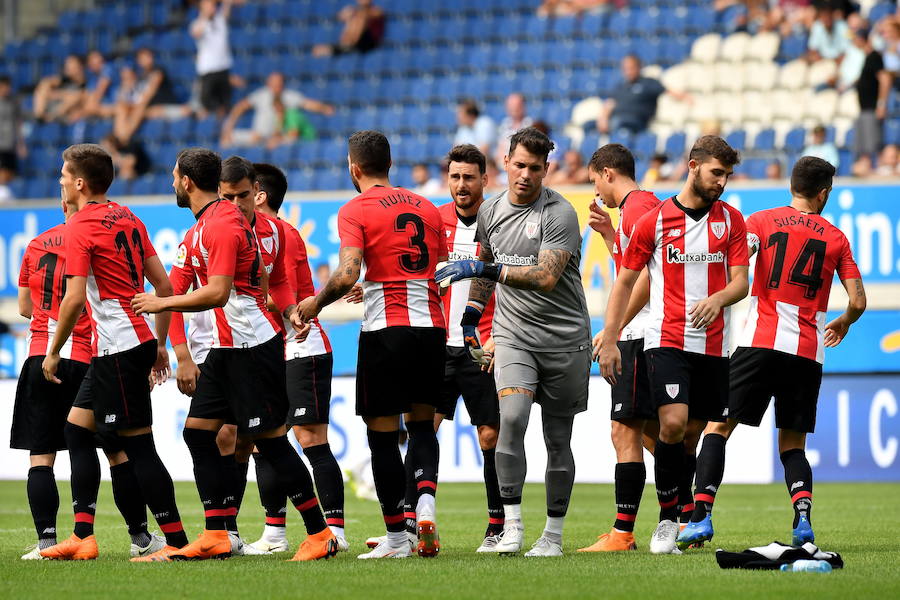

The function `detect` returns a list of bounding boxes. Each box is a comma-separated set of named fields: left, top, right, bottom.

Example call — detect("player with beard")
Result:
left=677, top=157, right=865, bottom=549
left=298, top=131, right=446, bottom=559
left=598, top=136, right=749, bottom=555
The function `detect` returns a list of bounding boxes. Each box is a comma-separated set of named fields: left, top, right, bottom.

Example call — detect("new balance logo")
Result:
left=42, top=527, right=56, bottom=534
left=790, top=481, right=805, bottom=492
left=104, top=414, right=116, bottom=424
left=248, top=417, right=261, bottom=427
left=614, top=403, right=622, bottom=412
left=415, top=469, right=424, bottom=478
left=705, top=485, right=718, bottom=493
left=666, top=228, right=682, bottom=238
left=294, top=408, right=306, bottom=417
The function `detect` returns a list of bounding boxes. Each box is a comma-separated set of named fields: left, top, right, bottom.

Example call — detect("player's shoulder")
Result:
left=632, top=189, right=662, bottom=209
left=30, top=223, right=66, bottom=251
left=717, top=199, right=745, bottom=219
left=541, top=187, right=578, bottom=217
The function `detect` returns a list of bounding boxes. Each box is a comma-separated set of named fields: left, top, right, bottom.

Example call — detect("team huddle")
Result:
left=10, top=127, right=865, bottom=562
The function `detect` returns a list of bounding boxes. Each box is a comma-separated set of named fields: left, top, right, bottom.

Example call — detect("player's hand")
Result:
left=481, top=336, right=496, bottom=373
left=824, top=315, right=851, bottom=347
left=41, top=353, right=62, bottom=384
left=589, top=202, right=615, bottom=240
left=289, top=312, right=312, bottom=342
left=435, top=260, right=502, bottom=288
left=150, top=344, right=170, bottom=389
left=688, top=296, right=723, bottom=329
left=296, top=296, right=319, bottom=323
left=343, top=283, right=363, bottom=304
left=591, top=329, right=604, bottom=362
left=598, top=342, right=622, bottom=386
left=131, top=293, right=168, bottom=315
left=175, top=357, right=200, bottom=397
left=463, top=325, right=490, bottom=367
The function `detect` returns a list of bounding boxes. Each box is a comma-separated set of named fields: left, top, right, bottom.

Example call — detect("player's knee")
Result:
left=295, top=425, right=328, bottom=448
left=610, top=420, right=643, bottom=454
left=777, top=429, right=807, bottom=453
left=477, top=425, right=499, bottom=449
left=216, top=425, right=237, bottom=454
left=29, top=453, right=56, bottom=468
left=499, top=410, right=528, bottom=438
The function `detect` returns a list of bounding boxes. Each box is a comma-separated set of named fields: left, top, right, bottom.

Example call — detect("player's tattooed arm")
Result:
left=500, top=248, right=571, bottom=293
left=468, top=246, right=498, bottom=306
left=297, top=246, right=362, bottom=322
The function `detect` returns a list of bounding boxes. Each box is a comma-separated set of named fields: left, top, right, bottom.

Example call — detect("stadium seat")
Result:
left=664, top=131, right=687, bottom=156
left=747, top=32, right=780, bottom=62
left=689, top=34, right=721, bottom=62
left=778, top=59, right=808, bottom=90
left=719, top=32, right=751, bottom=63
left=807, top=59, right=838, bottom=89
left=784, top=127, right=807, bottom=152
left=753, top=128, right=776, bottom=151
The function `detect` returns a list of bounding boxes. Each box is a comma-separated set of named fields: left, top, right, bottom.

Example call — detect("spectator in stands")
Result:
left=802, top=124, right=840, bottom=167
left=852, top=28, right=892, bottom=162
left=546, top=150, right=589, bottom=186
left=874, top=143, right=900, bottom=176
left=220, top=72, right=334, bottom=148
left=82, top=50, right=114, bottom=119
left=114, top=48, right=189, bottom=143
left=879, top=18, right=900, bottom=77
left=641, top=153, right=669, bottom=188
left=807, top=5, right=850, bottom=61
left=312, top=0, right=386, bottom=57
left=192, top=0, right=234, bottom=118
left=596, top=55, right=687, bottom=136
left=537, top=0, right=613, bottom=17
left=453, top=99, right=496, bottom=157
left=100, top=134, right=151, bottom=182
left=765, top=160, right=784, bottom=179
left=411, top=163, right=444, bottom=196
left=32, top=54, right=87, bottom=123
left=494, top=93, right=533, bottom=167
left=0, top=76, right=25, bottom=200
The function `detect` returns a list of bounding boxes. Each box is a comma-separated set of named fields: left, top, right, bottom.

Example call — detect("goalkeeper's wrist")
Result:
left=461, top=301, right=485, bottom=327
left=481, top=262, right=506, bottom=283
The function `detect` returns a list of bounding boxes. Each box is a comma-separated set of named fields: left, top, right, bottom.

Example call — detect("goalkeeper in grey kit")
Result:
left=436, top=127, right=592, bottom=557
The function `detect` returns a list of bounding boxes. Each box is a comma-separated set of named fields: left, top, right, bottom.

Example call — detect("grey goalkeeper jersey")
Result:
left=475, top=187, right=591, bottom=353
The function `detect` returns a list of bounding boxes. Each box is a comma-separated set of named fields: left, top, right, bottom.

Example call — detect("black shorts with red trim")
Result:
left=436, top=346, right=499, bottom=426
left=10, top=355, right=89, bottom=453
left=189, top=334, right=289, bottom=435
left=645, top=347, right=729, bottom=422
left=729, top=346, right=823, bottom=433
left=286, top=353, right=334, bottom=426
left=77, top=340, right=157, bottom=433
left=356, top=326, right=445, bottom=418
left=610, top=339, right=656, bottom=422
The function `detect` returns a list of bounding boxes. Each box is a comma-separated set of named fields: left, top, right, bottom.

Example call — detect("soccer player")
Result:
left=40, top=144, right=189, bottom=559
left=598, top=135, right=749, bottom=555
left=246, top=162, right=348, bottom=554
left=131, top=147, right=337, bottom=562
left=677, top=156, right=866, bottom=549
left=577, top=144, right=661, bottom=552
left=297, top=131, right=446, bottom=559
left=436, top=127, right=592, bottom=557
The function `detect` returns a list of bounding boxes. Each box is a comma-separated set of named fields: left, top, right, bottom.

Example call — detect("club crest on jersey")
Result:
left=665, top=384, right=680, bottom=399
left=525, top=221, right=539, bottom=239
left=260, top=236, right=274, bottom=255
left=710, top=222, right=726, bottom=239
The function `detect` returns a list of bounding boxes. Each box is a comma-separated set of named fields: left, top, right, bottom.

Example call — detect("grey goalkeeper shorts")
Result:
left=493, top=344, right=591, bottom=417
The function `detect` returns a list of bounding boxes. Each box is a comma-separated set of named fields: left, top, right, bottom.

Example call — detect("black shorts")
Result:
left=189, top=335, right=288, bottom=435
left=10, top=356, right=89, bottom=453
left=610, top=339, right=656, bottom=422
left=77, top=340, right=157, bottom=433
left=286, top=353, right=333, bottom=426
left=729, top=347, right=823, bottom=433
left=0, top=150, right=17, bottom=173
left=645, top=347, right=729, bottom=422
left=436, top=346, right=499, bottom=426
left=199, top=69, right=232, bottom=113
left=356, top=327, right=445, bottom=417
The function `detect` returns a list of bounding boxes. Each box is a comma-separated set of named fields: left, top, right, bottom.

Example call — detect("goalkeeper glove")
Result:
left=435, top=260, right=504, bottom=288
left=460, top=301, right=489, bottom=366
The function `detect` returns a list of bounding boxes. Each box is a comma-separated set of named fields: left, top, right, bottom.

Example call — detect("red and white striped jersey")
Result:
left=185, top=200, right=279, bottom=349
left=622, top=197, right=749, bottom=357
left=611, top=190, right=661, bottom=341
left=19, top=223, right=93, bottom=363
left=338, top=186, right=447, bottom=332
left=281, top=219, right=331, bottom=359
left=738, top=205, right=860, bottom=363
left=65, top=202, right=157, bottom=356
left=439, top=202, right=494, bottom=346
left=253, top=211, right=295, bottom=315
left=169, top=223, right=214, bottom=364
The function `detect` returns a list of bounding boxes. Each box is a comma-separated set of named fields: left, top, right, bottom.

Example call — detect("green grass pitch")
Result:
left=1, top=480, right=898, bottom=599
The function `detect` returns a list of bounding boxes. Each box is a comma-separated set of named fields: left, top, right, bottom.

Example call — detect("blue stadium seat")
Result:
left=884, top=119, right=900, bottom=146
left=753, top=128, right=776, bottom=150
left=725, top=129, right=746, bottom=151
left=784, top=127, right=806, bottom=152
left=581, top=133, right=600, bottom=157
left=633, top=132, right=657, bottom=159
left=665, top=132, right=687, bottom=156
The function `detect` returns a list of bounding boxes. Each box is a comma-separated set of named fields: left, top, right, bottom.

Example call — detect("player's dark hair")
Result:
left=588, top=144, right=636, bottom=181
left=508, top=127, right=555, bottom=162
left=62, top=143, right=114, bottom=194
left=689, top=135, right=741, bottom=168
left=791, top=156, right=835, bottom=199
left=220, top=155, right=256, bottom=185
left=348, top=130, right=391, bottom=177
left=459, top=98, right=479, bottom=118
left=253, top=162, right=288, bottom=212
left=447, top=144, right=486, bottom=174
left=176, top=147, right=221, bottom=193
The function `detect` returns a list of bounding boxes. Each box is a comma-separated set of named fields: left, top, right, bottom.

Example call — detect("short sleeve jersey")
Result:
left=281, top=219, right=331, bottom=358
left=253, top=211, right=294, bottom=315
left=19, top=223, right=93, bottom=362
left=439, top=201, right=496, bottom=346
left=169, top=223, right=214, bottom=364
left=622, top=197, right=749, bottom=357
left=738, top=205, right=860, bottom=364
left=612, top=190, right=661, bottom=341
left=337, top=185, right=447, bottom=332
left=65, top=201, right=157, bottom=355
left=475, top=188, right=591, bottom=352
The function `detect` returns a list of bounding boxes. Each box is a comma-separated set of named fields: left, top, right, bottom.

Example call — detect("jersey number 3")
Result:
left=765, top=231, right=826, bottom=299
left=395, top=213, right=429, bottom=273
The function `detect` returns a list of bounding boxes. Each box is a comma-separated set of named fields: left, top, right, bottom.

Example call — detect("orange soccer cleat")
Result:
left=130, top=545, right=183, bottom=563
left=417, top=521, right=441, bottom=558
left=289, top=528, right=339, bottom=561
left=168, top=530, right=231, bottom=561
left=40, top=534, right=99, bottom=560
left=577, top=529, right=638, bottom=552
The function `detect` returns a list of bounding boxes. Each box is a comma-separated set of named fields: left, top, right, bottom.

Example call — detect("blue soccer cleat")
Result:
left=676, top=515, right=714, bottom=550
left=792, top=516, right=815, bottom=546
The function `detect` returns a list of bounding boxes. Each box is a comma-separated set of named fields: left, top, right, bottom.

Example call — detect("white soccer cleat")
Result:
left=357, top=538, right=412, bottom=559
left=495, top=524, right=525, bottom=554
left=130, top=532, right=166, bottom=558
left=524, top=536, right=563, bottom=557
left=366, top=532, right=416, bottom=551
left=248, top=536, right=290, bottom=554
left=476, top=534, right=502, bottom=553
left=649, top=520, right=681, bottom=554
left=21, top=546, right=47, bottom=560
left=229, top=532, right=271, bottom=555
left=365, top=534, right=387, bottom=548
left=335, top=536, right=350, bottom=552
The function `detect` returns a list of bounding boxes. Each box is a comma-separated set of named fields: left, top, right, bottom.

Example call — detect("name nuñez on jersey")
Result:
left=377, top=192, right=421, bottom=209
left=665, top=245, right=725, bottom=264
